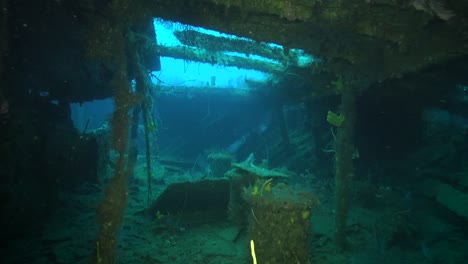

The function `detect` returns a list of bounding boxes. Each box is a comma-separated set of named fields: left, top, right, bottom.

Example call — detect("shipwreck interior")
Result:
left=1, top=0, right=468, bottom=263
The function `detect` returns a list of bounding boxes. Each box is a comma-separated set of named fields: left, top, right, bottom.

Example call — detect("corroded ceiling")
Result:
left=2, top=0, right=468, bottom=102
left=147, top=0, right=468, bottom=80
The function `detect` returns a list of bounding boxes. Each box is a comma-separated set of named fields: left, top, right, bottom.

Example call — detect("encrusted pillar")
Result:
left=333, top=85, right=356, bottom=250
left=243, top=179, right=318, bottom=263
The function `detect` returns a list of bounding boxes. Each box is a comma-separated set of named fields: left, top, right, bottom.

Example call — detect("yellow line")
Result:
left=250, top=240, right=257, bottom=264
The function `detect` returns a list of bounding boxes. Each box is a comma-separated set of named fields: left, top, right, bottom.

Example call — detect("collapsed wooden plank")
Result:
left=173, top=29, right=287, bottom=62
left=157, top=45, right=284, bottom=73
left=418, top=179, right=468, bottom=220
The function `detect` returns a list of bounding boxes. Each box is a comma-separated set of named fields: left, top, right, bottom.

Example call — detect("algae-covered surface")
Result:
left=4, top=157, right=468, bottom=263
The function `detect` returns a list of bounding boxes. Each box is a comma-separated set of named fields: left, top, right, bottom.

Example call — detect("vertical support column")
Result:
left=129, top=24, right=159, bottom=204
left=94, top=29, right=134, bottom=264
left=334, top=85, right=356, bottom=249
